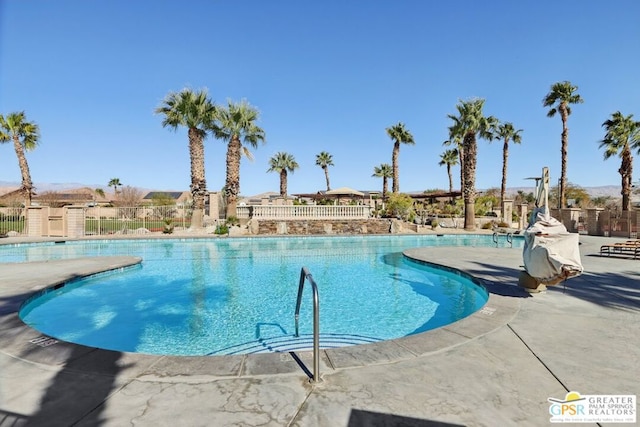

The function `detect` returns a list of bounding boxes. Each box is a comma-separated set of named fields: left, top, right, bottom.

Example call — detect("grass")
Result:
left=0, top=220, right=25, bottom=234
left=85, top=218, right=191, bottom=234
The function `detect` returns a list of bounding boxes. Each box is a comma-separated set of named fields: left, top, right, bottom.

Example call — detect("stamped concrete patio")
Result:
left=0, top=235, right=638, bottom=426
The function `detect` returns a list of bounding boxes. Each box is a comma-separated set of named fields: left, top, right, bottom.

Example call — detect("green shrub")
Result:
left=385, top=193, right=414, bottom=220
left=162, top=218, right=174, bottom=234
left=215, top=224, right=229, bottom=235
left=226, top=216, right=239, bottom=226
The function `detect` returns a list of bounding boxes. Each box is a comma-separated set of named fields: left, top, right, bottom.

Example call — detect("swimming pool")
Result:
left=13, top=235, right=521, bottom=356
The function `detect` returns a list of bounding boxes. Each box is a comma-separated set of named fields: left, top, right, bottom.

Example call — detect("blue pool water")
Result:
left=13, top=235, right=521, bottom=356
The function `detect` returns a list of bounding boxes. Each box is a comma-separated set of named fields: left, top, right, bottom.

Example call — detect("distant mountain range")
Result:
left=0, top=181, right=623, bottom=199
left=0, top=181, right=151, bottom=196
left=506, top=185, right=621, bottom=198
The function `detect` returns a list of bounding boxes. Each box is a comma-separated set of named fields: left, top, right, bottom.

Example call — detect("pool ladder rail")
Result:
left=294, top=266, right=321, bottom=383
left=492, top=231, right=513, bottom=247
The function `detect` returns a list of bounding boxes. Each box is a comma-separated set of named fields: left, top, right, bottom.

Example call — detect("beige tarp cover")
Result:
left=523, top=211, right=583, bottom=285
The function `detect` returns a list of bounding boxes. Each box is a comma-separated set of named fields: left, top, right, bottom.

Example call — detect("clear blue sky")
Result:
left=1, top=1, right=639, bottom=196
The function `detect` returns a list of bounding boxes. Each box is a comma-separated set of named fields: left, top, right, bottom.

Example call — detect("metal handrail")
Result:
left=294, top=267, right=321, bottom=382
left=493, top=231, right=514, bottom=248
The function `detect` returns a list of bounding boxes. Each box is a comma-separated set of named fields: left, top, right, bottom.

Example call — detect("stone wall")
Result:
left=250, top=219, right=393, bottom=235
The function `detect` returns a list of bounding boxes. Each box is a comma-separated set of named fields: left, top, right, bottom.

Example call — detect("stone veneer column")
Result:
left=501, top=200, right=513, bottom=225
left=586, top=208, right=604, bottom=236
left=26, top=206, right=45, bottom=237
left=64, top=206, right=85, bottom=237
left=519, top=204, right=528, bottom=229
left=207, top=192, right=221, bottom=220
left=560, top=208, right=582, bottom=233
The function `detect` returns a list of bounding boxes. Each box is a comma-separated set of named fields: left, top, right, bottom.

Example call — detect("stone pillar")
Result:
left=629, top=208, right=640, bottom=239
left=501, top=200, right=513, bottom=226
left=65, top=206, right=85, bottom=237
left=586, top=208, right=604, bottom=236
left=559, top=208, right=581, bottom=233
left=619, top=210, right=637, bottom=238
left=26, top=206, right=46, bottom=237
left=207, top=192, right=222, bottom=220
left=599, top=210, right=611, bottom=237
left=519, top=204, right=528, bottom=229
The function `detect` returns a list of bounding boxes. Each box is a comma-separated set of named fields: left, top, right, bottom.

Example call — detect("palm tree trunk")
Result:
left=447, top=164, right=453, bottom=203
left=392, top=142, right=399, bottom=193
left=225, top=136, right=242, bottom=218
left=620, top=145, right=632, bottom=210
left=501, top=139, right=509, bottom=207
left=280, top=170, right=287, bottom=197
left=188, top=128, right=207, bottom=228
left=462, top=133, right=476, bottom=230
left=382, top=177, right=388, bottom=202
left=458, top=146, right=465, bottom=196
left=323, top=167, right=331, bottom=191
left=13, top=135, right=34, bottom=206
left=560, top=106, right=569, bottom=209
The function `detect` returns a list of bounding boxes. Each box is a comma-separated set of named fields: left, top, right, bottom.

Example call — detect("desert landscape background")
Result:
left=0, top=180, right=623, bottom=200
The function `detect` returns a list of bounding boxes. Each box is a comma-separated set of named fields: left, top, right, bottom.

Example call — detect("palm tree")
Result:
left=448, top=98, right=497, bottom=230
left=493, top=122, right=523, bottom=206
left=385, top=122, right=415, bottom=193
left=267, top=152, right=299, bottom=197
left=155, top=88, right=217, bottom=228
left=0, top=111, right=40, bottom=206
left=439, top=149, right=459, bottom=201
left=108, top=178, right=122, bottom=197
left=212, top=99, right=266, bottom=218
left=599, top=111, right=640, bottom=211
left=543, top=81, right=584, bottom=208
left=315, top=151, right=334, bottom=191
left=443, top=131, right=464, bottom=196
left=372, top=163, right=392, bottom=202
left=93, top=188, right=105, bottom=205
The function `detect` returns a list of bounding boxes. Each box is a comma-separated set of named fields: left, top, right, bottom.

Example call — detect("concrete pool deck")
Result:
left=0, top=234, right=638, bottom=426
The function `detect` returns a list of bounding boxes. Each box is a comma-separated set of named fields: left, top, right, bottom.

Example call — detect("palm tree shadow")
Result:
left=545, top=269, right=640, bottom=311
left=3, top=270, right=206, bottom=425
left=468, top=259, right=639, bottom=311
left=459, top=261, right=531, bottom=298
left=348, top=408, right=465, bottom=426
left=25, top=346, right=127, bottom=426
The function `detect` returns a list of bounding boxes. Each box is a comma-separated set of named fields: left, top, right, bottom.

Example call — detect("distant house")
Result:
left=407, top=191, right=462, bottom=203
left=292, top=189, right=379, bottom=207
left=0, top=188, right=23, bottom=206
left=239, top=192, right=282, bottom=206
left=142, top=191, right=191, bottom=206
left=0, top=187, right=110, bottom=207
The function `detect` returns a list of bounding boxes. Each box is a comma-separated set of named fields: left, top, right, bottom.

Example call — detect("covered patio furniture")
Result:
left=521, top=167, right=583, bottom=289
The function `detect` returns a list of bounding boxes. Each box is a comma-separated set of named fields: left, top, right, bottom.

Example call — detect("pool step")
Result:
left=208, top=333, right=382, bottom=355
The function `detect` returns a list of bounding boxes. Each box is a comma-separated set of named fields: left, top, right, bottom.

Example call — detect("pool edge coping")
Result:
left=0, top=247, right=521, bottom=381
